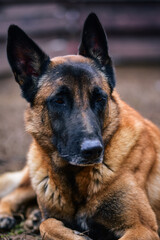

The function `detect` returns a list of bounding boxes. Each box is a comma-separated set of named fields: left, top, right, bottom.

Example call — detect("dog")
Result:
left=0, top=13, right=160, bottom=240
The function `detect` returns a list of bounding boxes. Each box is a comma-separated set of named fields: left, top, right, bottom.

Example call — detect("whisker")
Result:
left=103, top=162, right=114, bottom=172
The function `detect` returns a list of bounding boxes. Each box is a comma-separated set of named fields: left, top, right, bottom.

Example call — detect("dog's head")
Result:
left=7, top=13, right=116, bottom=166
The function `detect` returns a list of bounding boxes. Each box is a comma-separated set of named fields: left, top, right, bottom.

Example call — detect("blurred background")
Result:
left=0, top=0, right=160, bottom=173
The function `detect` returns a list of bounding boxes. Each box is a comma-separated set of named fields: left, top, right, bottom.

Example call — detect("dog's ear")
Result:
left=7, top=25, right=50, bottom=103
left=79, top=13, right=115, bottom=90
left=79, top=13, right=110, bottom=65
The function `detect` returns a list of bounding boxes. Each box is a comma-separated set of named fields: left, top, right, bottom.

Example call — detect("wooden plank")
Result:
left=0, top=3, right=160, bottom=41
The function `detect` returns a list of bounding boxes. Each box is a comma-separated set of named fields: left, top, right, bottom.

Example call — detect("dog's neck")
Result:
left=28, top=140, right=113, bottom=205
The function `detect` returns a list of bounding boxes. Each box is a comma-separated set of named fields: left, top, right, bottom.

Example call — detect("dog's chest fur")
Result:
left=29, top=156, right=119, bottom=240
left=28, top=144, right=110, bottom=225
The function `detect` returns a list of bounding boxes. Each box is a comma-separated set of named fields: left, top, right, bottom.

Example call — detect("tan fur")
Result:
left=40, top=218, right=92, bottom=240
left=0, top=167, right=27, bottom=198
left=0, top=166, right=35, bottom=216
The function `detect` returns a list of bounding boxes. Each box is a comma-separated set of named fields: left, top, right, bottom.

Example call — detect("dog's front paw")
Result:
left=40, top=218, right=93, bottom=240
left=0, top=214, right=16, bottom=230
left=24, top=208, right=41, bottom=233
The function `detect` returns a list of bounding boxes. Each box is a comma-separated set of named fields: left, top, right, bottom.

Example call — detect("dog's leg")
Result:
left=24, top=207, right=41, bottom=233
left=40, top=218, right=92, bottom=240
left=118, top=189, right=159, bottom=240
left=0, top=168, right=28, bottom=198
left=119, top=225, right=159, bottom=240
left=0, top=166, right=36, bottom=230
left=102, top=177, right=159, bottom=240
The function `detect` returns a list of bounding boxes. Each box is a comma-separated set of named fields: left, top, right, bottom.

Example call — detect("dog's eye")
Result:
left=96, top=97, right=104, bottom=102
left=55, top=98, right=64, bottom=104
left=95, top=96, right=106, bottom=104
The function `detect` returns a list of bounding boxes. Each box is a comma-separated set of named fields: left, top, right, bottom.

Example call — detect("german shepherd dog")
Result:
left=0, top=13, right=160, bottom=240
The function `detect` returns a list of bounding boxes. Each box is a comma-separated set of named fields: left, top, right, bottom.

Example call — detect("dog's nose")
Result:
left=81, top=140, right=103, bottom=160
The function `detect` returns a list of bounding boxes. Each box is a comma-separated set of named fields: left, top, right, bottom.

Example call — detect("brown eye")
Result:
left=96, top=97, right=103, bottom=102
left=55, top=98, right=64, bottom=104
left=96, top=96, right=106, bottom=103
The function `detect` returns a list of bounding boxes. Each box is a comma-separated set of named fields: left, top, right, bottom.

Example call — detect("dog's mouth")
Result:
left=60, top=154, right=104, bottom=166
left=71, top=158, right=103, bottom=166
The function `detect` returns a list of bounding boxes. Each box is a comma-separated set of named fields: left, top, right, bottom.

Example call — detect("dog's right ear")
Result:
left=7, top=25, right=50, bottom=103
left=79, top=13, right=115, bottom=91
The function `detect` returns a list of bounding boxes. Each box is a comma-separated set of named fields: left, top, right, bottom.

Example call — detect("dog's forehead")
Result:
left=49, top=55, right=102, bottom=85
left=37, top=55, right=110, bottom=99
left=50, top=55, right=93, bottom=68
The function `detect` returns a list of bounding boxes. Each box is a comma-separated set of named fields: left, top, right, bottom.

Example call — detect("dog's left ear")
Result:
left=79, top=13, right=115, bottom=90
